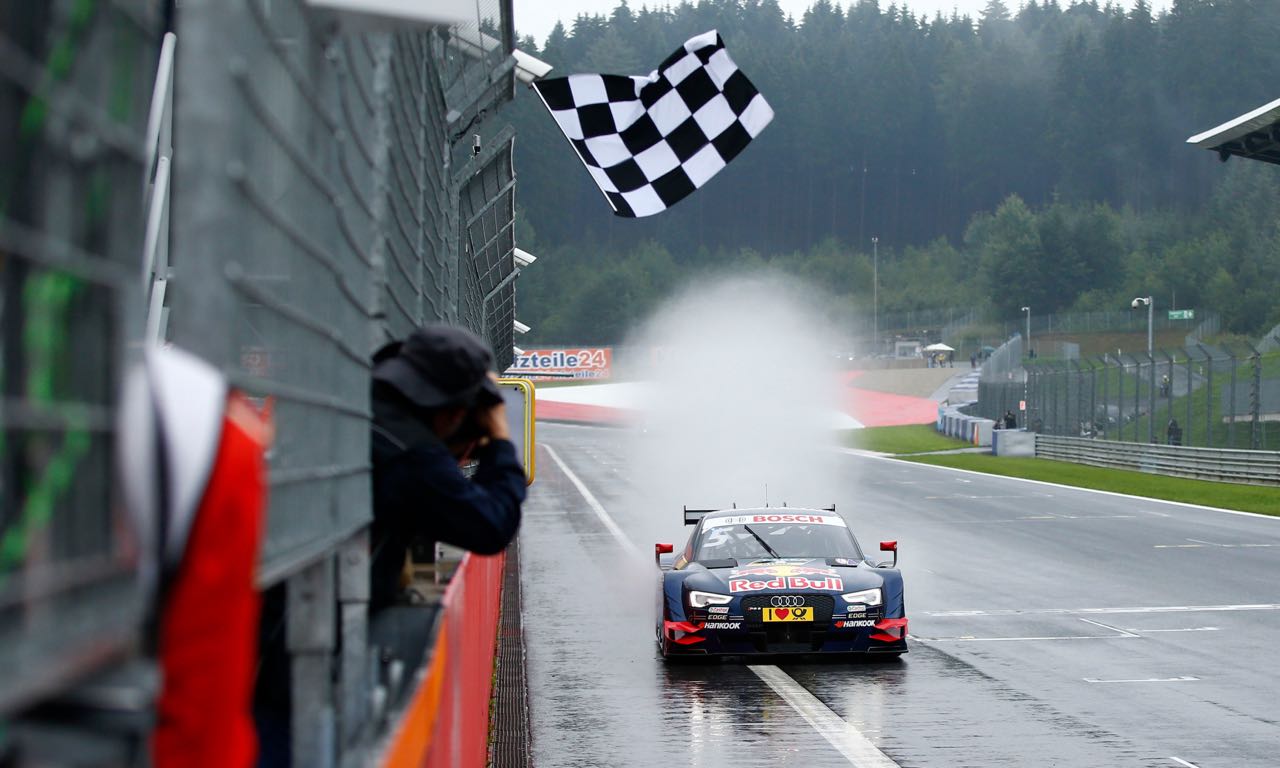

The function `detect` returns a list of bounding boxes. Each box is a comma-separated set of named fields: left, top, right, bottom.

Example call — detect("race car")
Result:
left=654, top=506, right=907, bottom=658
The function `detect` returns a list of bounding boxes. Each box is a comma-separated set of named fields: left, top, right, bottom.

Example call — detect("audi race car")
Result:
left=654, top=507, right=907, bottom=658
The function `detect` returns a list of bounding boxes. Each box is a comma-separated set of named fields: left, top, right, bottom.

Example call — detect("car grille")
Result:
left=741, top=595, right=836, bottom=652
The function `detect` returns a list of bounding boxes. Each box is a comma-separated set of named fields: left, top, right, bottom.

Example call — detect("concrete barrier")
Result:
left=937, top=405, right=995, bottom=447
left=993, top=429, right=1035, bottom=457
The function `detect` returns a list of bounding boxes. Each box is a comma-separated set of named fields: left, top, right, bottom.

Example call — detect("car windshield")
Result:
left=694, top=515, right=861, bottom=561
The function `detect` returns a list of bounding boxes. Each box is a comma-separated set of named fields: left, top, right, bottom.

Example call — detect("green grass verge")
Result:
left=847, top=424, right=973, bottom=454
left=902, top=453, right=1280, bottom=516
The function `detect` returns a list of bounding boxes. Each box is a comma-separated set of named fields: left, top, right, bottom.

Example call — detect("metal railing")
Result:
left=1036, top=435, right=1280, bottom=486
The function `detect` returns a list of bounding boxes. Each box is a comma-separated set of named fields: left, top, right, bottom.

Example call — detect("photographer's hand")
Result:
left=476, top=373, right=510, bottom=442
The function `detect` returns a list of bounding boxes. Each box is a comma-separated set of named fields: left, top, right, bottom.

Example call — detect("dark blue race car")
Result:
left=654, top=506, right=907, bottom=658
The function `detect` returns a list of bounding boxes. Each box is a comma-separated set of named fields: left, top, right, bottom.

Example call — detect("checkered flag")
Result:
left=531, top=30, right=774, bottom=218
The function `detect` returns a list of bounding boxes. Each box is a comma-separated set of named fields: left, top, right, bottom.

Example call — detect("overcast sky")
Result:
left=514, top=0, right=1174, bottom=49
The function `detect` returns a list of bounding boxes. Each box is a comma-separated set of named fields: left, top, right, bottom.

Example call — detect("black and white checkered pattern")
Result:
left=532, top=30, right=774, bottom=218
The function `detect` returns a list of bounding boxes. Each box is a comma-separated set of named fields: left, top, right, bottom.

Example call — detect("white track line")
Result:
left=925, top=603, right=1280, bottom=617
left=749, top=665, right=902, bottom=768
left=1083, top=676, right=1198, bottom=684
left=1077, top=617, right=1140, bottom=638
left=545, top=441, right=897, bottom=767
left=542, top=443, right=641, bottom=558
left=1170, top=757, right=1201, bottom=768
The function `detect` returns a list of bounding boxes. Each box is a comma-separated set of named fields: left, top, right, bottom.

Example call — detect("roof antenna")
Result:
left=764, top=484, right=769, bottom=508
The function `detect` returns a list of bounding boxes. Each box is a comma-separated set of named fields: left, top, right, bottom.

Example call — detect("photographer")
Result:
left=369, top=325, right=526, bottom=610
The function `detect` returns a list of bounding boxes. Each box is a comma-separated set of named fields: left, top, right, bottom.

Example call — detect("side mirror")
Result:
left=879, top=540, right=898, bottom=568
left=655, top=542, right=674, bottom=564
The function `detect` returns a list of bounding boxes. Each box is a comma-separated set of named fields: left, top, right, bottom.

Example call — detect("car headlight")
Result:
left=841, top=588, right=882, bottom=607
left=688, top=590, right=733, bottom=608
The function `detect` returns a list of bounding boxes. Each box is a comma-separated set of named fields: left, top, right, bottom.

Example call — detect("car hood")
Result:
left=688, top=557, right=884, bottom=596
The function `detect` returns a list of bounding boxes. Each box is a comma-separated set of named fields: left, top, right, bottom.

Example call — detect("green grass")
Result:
left=847, top=424, right=974, bottom=454
left=902, top=453, right=1280, bottom=516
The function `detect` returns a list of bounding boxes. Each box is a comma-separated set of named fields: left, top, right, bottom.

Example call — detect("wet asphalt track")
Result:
left=519, top=423, right=1280, bottom=768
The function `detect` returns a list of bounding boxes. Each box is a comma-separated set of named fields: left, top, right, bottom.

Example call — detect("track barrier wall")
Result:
left=382, top=552, right=505, bottom=768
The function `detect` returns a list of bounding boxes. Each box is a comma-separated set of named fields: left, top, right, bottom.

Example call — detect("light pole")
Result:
left=1131, top=296, right=1153, bottom=354
left=871, top=236, right=879, bottom=356
left=1020, top=306, right=1031, bottom=427
left=1132, top=296, right=1155, bottom=443
left=1021, top=306, right=1031, bottom=358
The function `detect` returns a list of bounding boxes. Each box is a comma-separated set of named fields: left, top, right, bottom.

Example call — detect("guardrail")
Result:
left=1035, top=435, right=1280, bottom=486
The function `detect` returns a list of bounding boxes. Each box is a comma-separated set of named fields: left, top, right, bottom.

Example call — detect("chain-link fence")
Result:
left=0, top=0, right=159, bottom=714
left=972, top=334, right=1024, bottom=424
left=1000, top=308, right=1220, bottom=341
left=1024, top=344, right=1280, bottom=450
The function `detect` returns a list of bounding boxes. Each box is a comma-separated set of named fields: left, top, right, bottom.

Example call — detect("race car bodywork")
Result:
left=655, top=507, right=907, bottom=658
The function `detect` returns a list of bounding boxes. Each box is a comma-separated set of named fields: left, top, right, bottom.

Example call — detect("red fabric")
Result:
left=153, top=413, right=266, bottom=768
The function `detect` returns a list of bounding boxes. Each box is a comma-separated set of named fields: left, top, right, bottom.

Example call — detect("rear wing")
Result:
left=686, top=501, right=834, bottom=524
left=683, top=504, right=837, bottom=525
left=683, top=507, right=719, bottom=526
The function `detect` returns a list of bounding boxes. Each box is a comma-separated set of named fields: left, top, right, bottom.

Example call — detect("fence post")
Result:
left=1086, top=358, right=1097, bottom=438
left=1152, top=350, right=1162, bottom=440
left=1185, top=347, right=1194, bottom=446
left=1068, top=359, right=1081, bottom=437
left=1098, top=355, right=1110, bottom=439
left=1197, top=343, right=1213, bottom=446
left=1244, top=340, right=1263, bottom=450
left=1157, top=349, right=1174, bottom=444
left=1227, top=344, right=1238, bottom=448
left=1054, top=363, right=1064, bottom=435
left=1129, top=354, right=1140, bottom=443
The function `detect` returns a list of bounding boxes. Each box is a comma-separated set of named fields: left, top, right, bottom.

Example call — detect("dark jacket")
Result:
left=370, top=394, right=526, bottom=610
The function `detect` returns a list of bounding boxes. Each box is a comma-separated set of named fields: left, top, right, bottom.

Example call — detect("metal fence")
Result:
left=1020, top=345, right=1280, bottom=450
left=972, top=334, right=1025, bottom=424
left=170, top=0, right=519, bottom=588
left=168, top=2, right=522, bottom=762
left=2, top=0, right=525, bottom=760
left=1001, top=308, right=1220, bottom=341
left=0, top=0, right=158, bottom=714
left=1036, top=435, right=1280, bottom=486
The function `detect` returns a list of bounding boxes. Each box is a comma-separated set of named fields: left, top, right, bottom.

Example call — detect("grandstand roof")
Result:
left=1187, top=96, right=1280, bottom=165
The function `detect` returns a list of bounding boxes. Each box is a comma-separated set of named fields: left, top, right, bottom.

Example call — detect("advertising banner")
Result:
left=507, top=347, right=612, bottom=381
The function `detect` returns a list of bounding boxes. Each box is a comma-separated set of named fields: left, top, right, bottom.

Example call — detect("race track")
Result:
left=519, top=422, right=1280, bottom=767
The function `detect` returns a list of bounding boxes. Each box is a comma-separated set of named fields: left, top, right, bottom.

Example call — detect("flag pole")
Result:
left=529, top=81, right=621, bottom=215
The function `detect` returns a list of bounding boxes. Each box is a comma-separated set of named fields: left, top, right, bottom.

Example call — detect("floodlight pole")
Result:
left=871, top=236, right=879, bottom=356
left=1145, top=297, right=1153, bottom=355
left=1021, top=306, right=1031, bottom=358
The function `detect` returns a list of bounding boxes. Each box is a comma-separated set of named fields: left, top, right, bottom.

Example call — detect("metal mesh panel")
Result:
left=170, top=1, right=519, bottom=584
left=171, top=0, right=377, bottom=582
left=457, top=129, right=516, bottom=371
left=438, top=0, right=513, bottom=123
left=0, top=0, right=157, bottom=712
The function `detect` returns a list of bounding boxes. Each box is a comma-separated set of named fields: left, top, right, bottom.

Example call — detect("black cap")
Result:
left=372, top=325, right=502, bottom=409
